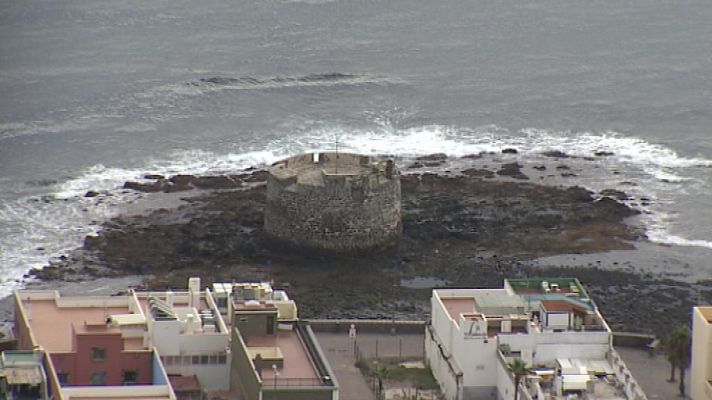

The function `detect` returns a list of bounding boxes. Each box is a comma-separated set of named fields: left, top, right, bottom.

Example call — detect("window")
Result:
left=123, top=370, right=137, bottom=385
left=57, top=372, right=69, bottom=385
left=91, top=347, right=106, bottom=362
left=90, top=372, right=106, bottom=386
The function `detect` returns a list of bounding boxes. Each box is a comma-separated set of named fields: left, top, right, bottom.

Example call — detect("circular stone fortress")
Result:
left=264, top=152, right=402, bottom=253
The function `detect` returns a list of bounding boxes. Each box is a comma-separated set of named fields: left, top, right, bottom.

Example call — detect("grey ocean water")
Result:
left=1, top=0, right=711, bottom=294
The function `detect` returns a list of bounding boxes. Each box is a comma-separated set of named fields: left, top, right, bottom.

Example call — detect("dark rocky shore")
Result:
left=29, top=154, right=712, bottom=337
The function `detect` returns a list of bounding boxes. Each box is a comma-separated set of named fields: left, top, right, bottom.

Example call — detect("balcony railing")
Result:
left=262, top=377, right=328, bottom=388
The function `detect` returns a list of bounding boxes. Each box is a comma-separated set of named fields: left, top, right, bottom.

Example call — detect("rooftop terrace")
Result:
left=441, top=298, right=475, bottom=327
left=507, top=278, right=588, bottom=298
left=20, top=298, right=142, bottom=352
left=246, top=329, right=319, bottom=382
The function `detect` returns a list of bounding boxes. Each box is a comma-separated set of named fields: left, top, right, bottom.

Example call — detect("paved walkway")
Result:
left=315, top=332, right=425, bottom=400
left=614, top=346, right=691, bottom=399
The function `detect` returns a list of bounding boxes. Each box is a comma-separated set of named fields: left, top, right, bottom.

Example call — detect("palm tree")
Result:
left=664, top=324, right=691, bottom=397
left=663, top=336, right=677, bottom=382
left=371, top=363, right=391, bottom=399
left=508, top=358, right=531, bottom=400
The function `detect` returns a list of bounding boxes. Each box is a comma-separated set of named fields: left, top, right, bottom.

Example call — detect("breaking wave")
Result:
left=1, top=123, right=711, bottom=297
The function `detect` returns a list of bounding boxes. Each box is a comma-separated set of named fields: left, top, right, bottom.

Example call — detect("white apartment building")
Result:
left=692, top=306, right=712, bottom=400
left=134, top=277, right=231, bottom=391
left=212, top=281, right=298, bottom=322
left=425, top=278, right=647, bottom=400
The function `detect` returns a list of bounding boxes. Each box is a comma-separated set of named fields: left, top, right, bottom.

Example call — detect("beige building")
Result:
left=228, top=282, right=338, bottom=400
left=692, top=306, right=712, bottom=400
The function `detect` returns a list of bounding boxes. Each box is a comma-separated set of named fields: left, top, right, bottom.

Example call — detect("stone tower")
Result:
left=264, top=152, right=401, bottom=253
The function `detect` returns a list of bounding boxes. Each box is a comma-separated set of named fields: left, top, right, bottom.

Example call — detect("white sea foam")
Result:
left=1, top=124, right=711, bottom=297
left=0, top=117, right=111, bottom=140
left=647, top=230, right=712, bottom=250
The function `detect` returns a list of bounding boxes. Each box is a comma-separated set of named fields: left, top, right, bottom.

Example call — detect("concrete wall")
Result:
left=452, top=323, right=498, bottom=388
left=425, top=324, right=461, bottom=400
left=162, top=357, right=230, bottom=390
left=691, top=307, right=712, bottom=400
left=498, top=330, right=610, bottom=365
left=262, top=386, right=336, bottom=400
left=611, top=332, right=656, bottom=348
left=307, top=319, right=425, bottom=334
left=230, top=328, right=262, bottom=400
left=13, top=293, right=34, bottom=351
left=233, top=309, right=278, bottom=341
left=265, top=152, right=401, bottom=253
left=494, top=354, right=514, bottom=400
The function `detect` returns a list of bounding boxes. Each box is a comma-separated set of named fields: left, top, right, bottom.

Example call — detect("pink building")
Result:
left=14, top=290, right=175, bottom=399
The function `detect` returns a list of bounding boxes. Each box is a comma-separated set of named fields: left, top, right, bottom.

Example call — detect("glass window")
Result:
left=200, top=355, right=209, bottom=364
left=57, top=372, right=69, bottom=385
left=218, top=354, right=227, bottom=364
left=91, top=347, right=106, bottom=362
left=192, top=355, right=200, bottom=364
left=90, top=372, right=106, bottom=386
left=123, top=370, right=137, bottom=384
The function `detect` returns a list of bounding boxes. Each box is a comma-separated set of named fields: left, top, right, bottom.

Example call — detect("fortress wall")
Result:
left=265, top=153, right=401, bottom=253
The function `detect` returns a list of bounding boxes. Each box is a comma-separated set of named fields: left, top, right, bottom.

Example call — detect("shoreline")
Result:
left=6, top=153, right=711, bottom=337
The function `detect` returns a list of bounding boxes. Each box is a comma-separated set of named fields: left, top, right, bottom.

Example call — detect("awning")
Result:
left=1, top=368, right=43, bottom=385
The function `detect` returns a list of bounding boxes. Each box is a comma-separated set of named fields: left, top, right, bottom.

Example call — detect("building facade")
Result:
left=136, top=277, right=231, bottom=391
left=229, top=282, right=339, bottom=400
left=13, top=290, right=175, bottom=400
left=692, top=306, right=712, bottom=400
left=425, top=278, right=647, bottom=400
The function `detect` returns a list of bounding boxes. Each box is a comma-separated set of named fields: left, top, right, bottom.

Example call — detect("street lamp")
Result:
left=272, top=364, right=279, bottom=390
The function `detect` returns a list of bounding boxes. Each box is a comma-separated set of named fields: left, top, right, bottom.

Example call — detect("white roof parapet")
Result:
left=107, top=314, right=146, bottom=326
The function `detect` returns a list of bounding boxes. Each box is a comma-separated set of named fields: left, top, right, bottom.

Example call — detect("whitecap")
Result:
left=647, top=230, right=712, bottom=250
left=2, top=122, right=711, bottom=297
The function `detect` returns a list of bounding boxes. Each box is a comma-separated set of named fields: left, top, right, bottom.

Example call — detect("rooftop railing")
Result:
left=262, top=377, right=329, bottom=388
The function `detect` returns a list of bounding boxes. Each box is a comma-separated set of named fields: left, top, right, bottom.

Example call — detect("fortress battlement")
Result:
left=264, top=152, right=402, bottom=253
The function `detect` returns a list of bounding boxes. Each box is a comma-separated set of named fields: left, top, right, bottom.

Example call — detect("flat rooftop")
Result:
left=246, top=330, right=318, bottom=381
left=21, top=299, right=139, bottom=352
left=441, top=298, right=475, bottom=327
left=508, top=278, right=588, bottom=297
